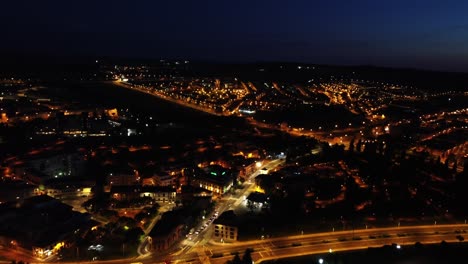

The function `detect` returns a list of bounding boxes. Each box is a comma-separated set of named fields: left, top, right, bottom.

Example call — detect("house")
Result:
left=154, top=174, right=175, bottom=186
left=140, top=186, right=176, bottom=202
left=246, top=192, right=268, bottom=210
left=110, top=185, right=176, bottom=203
left=0, top=179, right=34, bottom=203
left=110, top=185, right=142, bottom=201
left=149, top=210, right=186, bottom=251
left=108, top=166, right=139, bottom=186
left=236, top=158, right=260, bottom=181
left=191, top=174, right=233, bottom=195
left=0, top=195, right=97, bottom=259
left=213, top=210, right=238, bottom=242
left=191, top=165, right=234, bottom=195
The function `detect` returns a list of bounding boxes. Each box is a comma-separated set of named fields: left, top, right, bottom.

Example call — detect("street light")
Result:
left=318, top=258, right=324, bottom=264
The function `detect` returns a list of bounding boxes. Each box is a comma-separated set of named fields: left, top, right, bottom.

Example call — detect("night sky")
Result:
left=2, top=0, right=468, bottom=72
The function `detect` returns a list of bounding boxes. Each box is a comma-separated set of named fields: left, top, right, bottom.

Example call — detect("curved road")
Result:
left=171, top=223, right=468, bottom=264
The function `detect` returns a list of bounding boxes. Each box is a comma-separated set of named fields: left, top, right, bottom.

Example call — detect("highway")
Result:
left=3, top=223, right=466, bottom=264
left=111, top=81, right=226, bottom=117
left=172, top=224, right=468, bottom=264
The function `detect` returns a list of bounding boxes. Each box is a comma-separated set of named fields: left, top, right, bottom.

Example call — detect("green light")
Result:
left=222, top=171, right=226, bottom=175
left=124, top=226, right=129, bottom=230
left=210, top=172, right=217, bottom=176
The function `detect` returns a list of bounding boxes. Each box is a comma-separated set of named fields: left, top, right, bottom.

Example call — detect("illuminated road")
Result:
left=111, top=81, right=226, bottom=117
left=170, top=159, right=285, bottom=260
left=3, top=223, right=467, bottom=263
left=174, top=224, right=468, bottom=264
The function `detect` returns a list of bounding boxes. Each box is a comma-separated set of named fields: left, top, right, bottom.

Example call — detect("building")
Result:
left=0, top=195, right=96, bottom=259
left=108, top=166, right=139, bottom=186
left=191, top=173, right=233, bottom=195
left=140, top=186, right=176, bottom=202
left=213, top=210, right=238, bottom=242
left=149, top=210, right=186, bottom=251
left=110, top=185, right=141, bottom=201
left=0, top=179, right=35, bottom=203
left=189, top=165, right=234, bottom=195
left=247, top=192, right=268, bottom=205
left=237, top=158, right=261, bottom=181
left=154, top=173, right=175, bottom=187
left=27, top=152, right=86, bottom=179
left=110, top=185, right=176, bottom=203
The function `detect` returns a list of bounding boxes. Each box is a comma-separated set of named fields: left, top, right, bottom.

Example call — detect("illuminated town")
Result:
left=1, top=1, right=468, bottom=264
left=0, top=59, right=467, bottom=264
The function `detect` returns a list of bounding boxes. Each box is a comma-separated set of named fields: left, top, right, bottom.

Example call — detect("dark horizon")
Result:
left=2, top=52, right=468, bottom=76
left=2, top=0, right=468, bottom=73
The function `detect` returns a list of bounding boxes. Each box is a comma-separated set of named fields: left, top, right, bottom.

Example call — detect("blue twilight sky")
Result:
left=1, top=0, right=468, bottom=72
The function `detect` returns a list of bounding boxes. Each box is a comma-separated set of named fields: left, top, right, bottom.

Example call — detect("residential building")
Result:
left=213, top=210, right=238, bottom=242
left=149, top=210, right=186, bottom=251
left=110, top=185, right=176, bottom=202
left=0, top=195, right=97, bottom=259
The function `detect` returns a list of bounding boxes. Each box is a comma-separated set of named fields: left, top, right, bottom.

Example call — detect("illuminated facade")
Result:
left=33, top=242, right=64, bottom=259
left=111, top=185, right=176, bottom=202
left=191, top=176, right=233, bottom=195
left=213, top=210, right=238, bottom=242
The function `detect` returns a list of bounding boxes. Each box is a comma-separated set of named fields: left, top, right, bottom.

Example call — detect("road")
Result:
left=173, top=223, right=468, bottom=264
left=111, top=81, right=226, bottom=117
left=137, top=202, right=176, bottom=256
left=170, top=159, right=285, bottom=260
left=4, top=222, right=467, bottom=263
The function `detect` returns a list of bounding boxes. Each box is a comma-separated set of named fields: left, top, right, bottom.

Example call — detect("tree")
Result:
left=134, top=212, right=147, bottom=222
left=356, top=139, right=362, bottom=152
left=453, top=160, right=458, bottom=173
left=246, top=200, right=255, bottom=212
left=242, top=248, right=254, bottom=264
left=348, top=138, right=355, bottom=153
left=230, top=253, right=242, bottom=264
left=125, top=227, right=144, bottom=243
